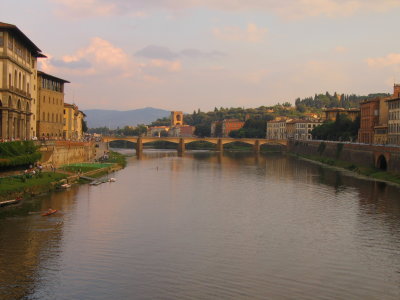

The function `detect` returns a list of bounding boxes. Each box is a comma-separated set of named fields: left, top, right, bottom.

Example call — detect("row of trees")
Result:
left=88, top=125, right=147, bottom=136
left=295, top=91, right=390, bottom=112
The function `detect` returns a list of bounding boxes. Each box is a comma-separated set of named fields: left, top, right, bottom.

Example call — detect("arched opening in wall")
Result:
left=18, top=73, right=21, bottom=89
left=17, top=99, right=21, bottom=110
left=14, top=70, right=17, bottom=87
left=26, top=102, right=30, bottom=113
left=0, top=100, right=2, bottom=138
left=377, top=155, right=387, bottom=171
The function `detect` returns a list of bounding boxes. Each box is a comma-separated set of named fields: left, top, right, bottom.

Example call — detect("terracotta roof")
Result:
left=0, top=22, right=46, bottom=57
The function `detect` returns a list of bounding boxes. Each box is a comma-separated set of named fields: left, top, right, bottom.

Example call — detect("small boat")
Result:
left=60, top=183, right=71, bottom=189
left=90, top=181, right=101, bottom=186
left=108, top=178, right=116, bottom=182
left=0, top=197, right=22, bottom=207
left=42, top=209, right=58, bottom=216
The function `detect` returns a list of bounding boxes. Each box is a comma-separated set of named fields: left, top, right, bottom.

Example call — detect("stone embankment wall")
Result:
left=288, top=140, right=400, bottom=173
left=39, top=141, right=108, bottom=167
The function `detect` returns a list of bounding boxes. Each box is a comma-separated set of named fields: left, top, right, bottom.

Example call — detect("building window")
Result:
left=8, top=36, right=13, bottom=50
left=0, top=32, right=3, bottom=47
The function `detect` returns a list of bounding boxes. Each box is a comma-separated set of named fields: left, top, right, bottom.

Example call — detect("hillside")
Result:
left=83, top=107, right=170, bottom=129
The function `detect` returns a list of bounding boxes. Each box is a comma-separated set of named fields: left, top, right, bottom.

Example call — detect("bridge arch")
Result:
left=376, top=154, right=388, bottom=171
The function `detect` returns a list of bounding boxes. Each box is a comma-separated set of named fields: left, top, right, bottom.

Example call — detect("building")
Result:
left=169, top=125, right=195, bottom=137
left=211, top=121, right=221, bottom=137
left=324, top=108, right=360, bottom=122
left=63, top=103, right=85, bottom=140
left=36, top=71, right=69, bottom=140
left=266, top=119, right=291, bottom=140
left=221, top=119, right=244, bottom=137
left=148, top=126, right=169, bottom=137
left=171, top=111, right=183, bottom=126
left=358, top=98, right=380, bottom=144
left=0, top=22, right=46, bottom=140
left=387, top=97, right=400, bottom=145
left=286, top=119, right=322, bottom=140
left=76, top=110, right=86, bottom=140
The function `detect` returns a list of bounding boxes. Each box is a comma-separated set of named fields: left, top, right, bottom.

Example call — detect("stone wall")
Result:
left=39, top=141, right=107, bottom=167
left=288, top=140, right=400, bottom=173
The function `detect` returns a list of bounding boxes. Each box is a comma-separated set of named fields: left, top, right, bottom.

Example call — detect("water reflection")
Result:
left=0, top=150, right=400, bottom=299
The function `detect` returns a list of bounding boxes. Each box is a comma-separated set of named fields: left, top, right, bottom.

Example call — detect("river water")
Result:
left=1, top=150, right=400, bottom=300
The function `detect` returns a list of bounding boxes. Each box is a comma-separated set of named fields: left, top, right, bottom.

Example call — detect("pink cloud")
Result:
left=367, top=53, right=400, bottom=67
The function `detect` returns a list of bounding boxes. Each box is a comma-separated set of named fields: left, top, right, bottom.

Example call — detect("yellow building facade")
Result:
left=63, top=103, right=85, bottom=141
left=0, top=22, right=45, bottom=140
left=37, top=71, right=69, bottom=139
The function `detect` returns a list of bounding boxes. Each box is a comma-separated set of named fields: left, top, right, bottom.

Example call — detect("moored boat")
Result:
left=42, top=209, right=58, bottom=216
left=0, top=197, right=22, bottom=207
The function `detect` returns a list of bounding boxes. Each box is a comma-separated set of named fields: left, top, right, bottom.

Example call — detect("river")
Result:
left=1, top=150, right=400, bottom=299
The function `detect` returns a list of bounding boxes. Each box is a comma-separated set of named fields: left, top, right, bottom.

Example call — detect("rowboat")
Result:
left=61, top=183, right=71, bottom=189
left=0, top=197, right=22, bottom=207
left=42, top=209, right=58, bottom=216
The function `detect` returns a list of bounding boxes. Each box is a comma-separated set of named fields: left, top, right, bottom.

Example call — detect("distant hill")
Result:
left=83, top=107, right=170, bottom=129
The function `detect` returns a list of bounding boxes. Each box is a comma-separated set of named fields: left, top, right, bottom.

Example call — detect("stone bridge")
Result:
left=102, top=136, right=287, bottom=155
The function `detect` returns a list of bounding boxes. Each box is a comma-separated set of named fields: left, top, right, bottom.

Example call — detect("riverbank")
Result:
left=0, top=151, right=127, bottom=219
left=291, top=153, right=400, bottom=186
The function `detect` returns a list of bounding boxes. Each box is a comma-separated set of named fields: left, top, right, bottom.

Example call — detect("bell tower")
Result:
left=171, top=111, right=183, bottom=126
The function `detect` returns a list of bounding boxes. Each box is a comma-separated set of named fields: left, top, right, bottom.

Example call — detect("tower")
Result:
left=171, top=111, right=183, bottom=126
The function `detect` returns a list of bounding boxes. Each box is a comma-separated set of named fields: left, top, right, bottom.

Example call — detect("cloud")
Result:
left=180, top=49, right=225, bottom=59
left=143, top=59, right=182, bottom=73
left=213, top=23, right=267, bottom=43
left=367, top=53, right=400, bottom=67
left=136, top=45, right=179, bottom=61
left=40, top=38, right=183, bottom=83
left=51, top=58, right=92, bottom=69
left=51, top=0, right=400, bottom=19
left=135, top=45, right=226, bottom=60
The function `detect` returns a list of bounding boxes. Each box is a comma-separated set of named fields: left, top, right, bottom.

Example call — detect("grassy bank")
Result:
left=0, top=172, right=68, bottom=201
left=293, top=153, right=400, bottom=185
left=61, top=162, right=113, bottom=173
left=0, top=151, right=128, bottom=218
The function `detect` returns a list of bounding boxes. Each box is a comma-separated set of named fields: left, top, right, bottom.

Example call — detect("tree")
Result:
left=194, top=123, right=211, bottom=137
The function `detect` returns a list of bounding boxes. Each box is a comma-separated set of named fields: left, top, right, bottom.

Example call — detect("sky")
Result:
left=1, top=0, right=400, bottom=112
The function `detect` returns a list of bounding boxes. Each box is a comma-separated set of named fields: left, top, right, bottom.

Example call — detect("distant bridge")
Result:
left=102, top=136, right=287, bottom=155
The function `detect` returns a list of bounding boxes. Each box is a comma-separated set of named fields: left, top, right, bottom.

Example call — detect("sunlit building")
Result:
left=0, top=22, right=46, bottom=140
left=221, top=119, right=244, bottom=137
left=324, top=108, right=360, bottom=122
left=37, top=71, right=69, bottom=140
left=63, top=103, right=85, bottom=140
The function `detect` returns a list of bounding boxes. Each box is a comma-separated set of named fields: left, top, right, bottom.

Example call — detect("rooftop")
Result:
left=38, top=71, right=70, bottom=83
left=0, top=22, right=46, bottom=58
